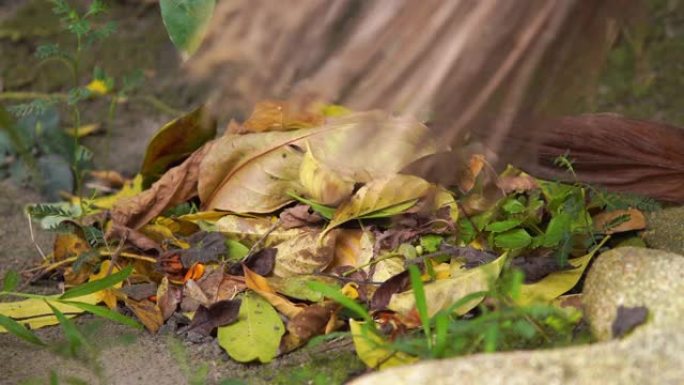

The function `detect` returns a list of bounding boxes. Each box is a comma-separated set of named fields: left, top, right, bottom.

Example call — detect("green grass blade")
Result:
left=287, top=191, right=336, bottom=219
left=46, top=301, right=87, bottom=355
left=60, top=265, right=132, bottom=299
left=60, top=301, right=142, bottom=329
left=0, top=314, right=45, bottom=346
left=307, top=281, right=372, bottom=323
left=407, top=265, right=431, bottom=350
left=2, top=270, right=20, bottom=292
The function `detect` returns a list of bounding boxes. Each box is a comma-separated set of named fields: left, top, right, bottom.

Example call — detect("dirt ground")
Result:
left=1, top=1, right=683, bottom=384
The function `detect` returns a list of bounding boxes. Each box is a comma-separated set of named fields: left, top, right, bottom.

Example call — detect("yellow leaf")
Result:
left=299, top=142, right=354, bottom=205
left=0, top=293, right=100, bottom=332
left=349, top=320, right=418, bottom=369
left=516, top=238, right=609, bottom=305
left=216, top=214, right=304, bottom=247
left=243, top=266, right=303, bottom=318
left=389, top=253, right=508, bottom=317
left=64, top=123, right=100, bottom=138
left=72, top=174, right=143, bottom=211
left=89, top=260, right=122, bottom=309
left=329, top=229, right=374, bottom=271
left=324, top=174, right=432, bottom=236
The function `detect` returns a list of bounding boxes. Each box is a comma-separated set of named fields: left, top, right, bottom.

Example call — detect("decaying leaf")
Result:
left=197, top=269, right=246, bottom=304
left=388, top=253, right=507, bottom=317
left=111, top=143, right=212, bottom=230
left=217, top=292, right=285, bottom=363
left=175, top=231, right=228, bottom=267
left=272, top=229, right=339, bottom=278
left=457, top=154, right=486, bottom=193
left=121, top=283, right=157, bottom=301
left=371, top=271, right=410, bottom=310
left=282, top=301, right=338, bottom=352
left=592, top=208, right=646, bottom=234
left=187, top=299, right=241, bottom=336
left=125, top=298, right=164, bottom=333
left=349, top=320, right=418, bottom=369
left=279, top=204, right=324, bottom=229
left=141, top=106, right=217, bottom=188
left=157, top=277, right=182, bottom=320
left=324, top=174, right=433, bottom=235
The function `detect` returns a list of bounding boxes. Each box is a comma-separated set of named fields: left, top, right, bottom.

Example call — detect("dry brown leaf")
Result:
left=272, top=229, right=338, bottom=278
left=157, top=277, right=182, bottom=320
left=328, top=229, right=374, bottom=271
left=496, top=175, right=540, bottom=194
left=111, top=142, right=213, bottom=230
left=242, top=100, right=325, bottom=133
left=125, top=298, right=164, bottom=333
left=457, top=154, right=485, bottom=193
left=281, top=301, right=338, bottom=352
left=216, top=215, right=303, bottom=247
left=593, top=208, right=646, bottom=234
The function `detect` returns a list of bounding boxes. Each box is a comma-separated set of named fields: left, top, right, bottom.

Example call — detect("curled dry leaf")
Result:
left=592, top=208, right=646, bottom=234
left=371, top=271, right=410, bottom=310
left=242, top=100, right=326, bottom=133
left=157, top=277, right=182, bottom=320
left=272, top=229, right=339, bottom=278
left=187, top=299, right=242, bottom=336
left=125, top=298, right=164, bottom=333
left=299, top=143, right=354, bottom=205
left=111, top=143, right=213, bottom=230
left=282, top=301, right=339, bottom=352
left=140, top=106, right=217, bottom=188
left=279, top=204, right=324, bottom=229
left=496, top=174, right=540, bottom=194
left=324, top=174, right=433, bottom=235
left=457, top=154, right=485, bottom=193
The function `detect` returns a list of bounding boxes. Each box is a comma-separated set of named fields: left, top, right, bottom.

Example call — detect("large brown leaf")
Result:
left=111, top=143, right=213, bottom=230
left=199, top=111, right=448, bottom=213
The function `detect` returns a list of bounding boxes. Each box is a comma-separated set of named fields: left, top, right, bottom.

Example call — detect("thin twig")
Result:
left=26, top=215, right=48, bottom=261
left=245, top=219, right=281, bottom=259
left=106, top=234, right=127, bottom=276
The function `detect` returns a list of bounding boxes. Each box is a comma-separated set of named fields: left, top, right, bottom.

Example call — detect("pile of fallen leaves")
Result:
left=2, top=100, right=652, bottom=367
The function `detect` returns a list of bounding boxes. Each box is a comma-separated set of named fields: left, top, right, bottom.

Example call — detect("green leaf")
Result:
left=324, top=175, right=431, bottom=235
left=2, top=270, right=20, bottom=292
left=60, top=265, right=133, bottom=300
left=225, top=239, right=249, bottom=261
left=485, top=219, right=522, bottom=233
left=0, top=314, right=45, bottom=346
left=46, top=302, right=87, bottom=355
left=141, top=106, right=216, bottom=188
left=543, top=212, right=572, bottom=247
left=494, top=228, right=532, bottom=249
left=287, top=191, right=336, bottom=219
left=217, top=292, right=285, bottom=363
left=160, top=0, right=216, bottom=56
left=307, top=281, right=372, bottom=323
left=60, top=301, right=142, bottom=329
left=502, top=198, right=525, bottom=214
left=419, top=235, right=443, bottom=254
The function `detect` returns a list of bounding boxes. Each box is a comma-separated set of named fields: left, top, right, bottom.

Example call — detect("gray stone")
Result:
left=643, top=206, right=684, bottom=255
left=350, top=246, right=684, bottom=385
left=583, top=247, right=684, bottom=341
left=349, top=326, right=684, bottom=385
